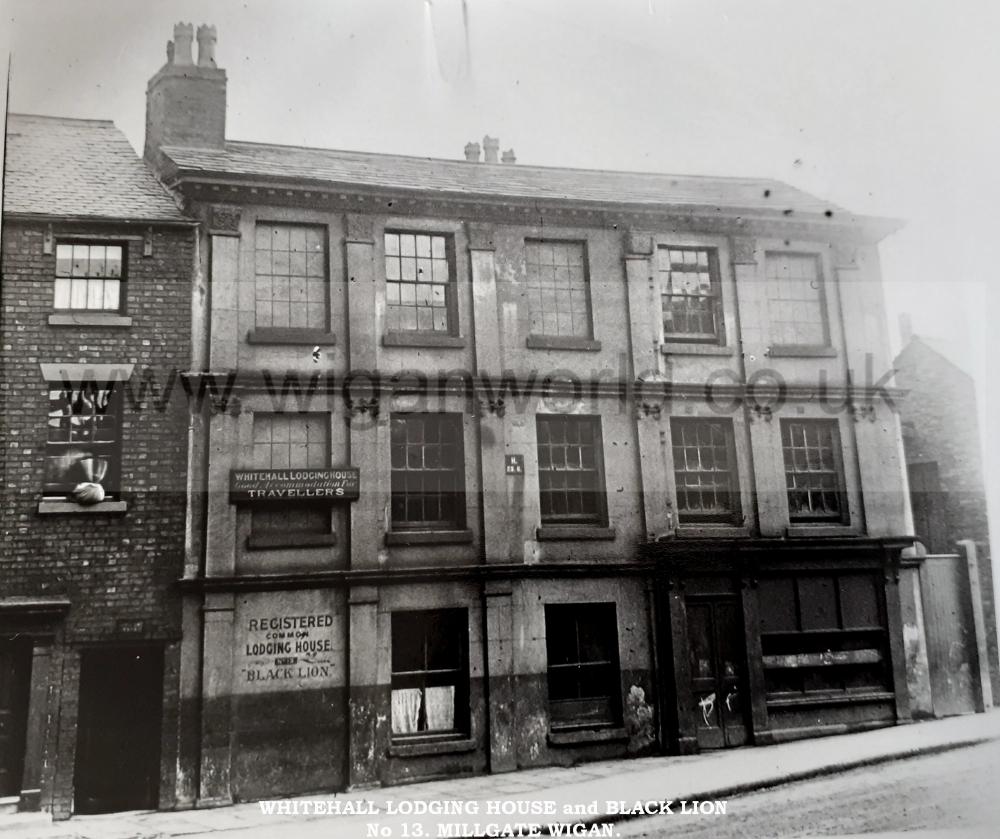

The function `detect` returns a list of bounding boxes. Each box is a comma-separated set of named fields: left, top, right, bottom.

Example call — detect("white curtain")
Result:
left=424, top=685, right=455, bottom=731
left=391, top=688, right=421, bottom=734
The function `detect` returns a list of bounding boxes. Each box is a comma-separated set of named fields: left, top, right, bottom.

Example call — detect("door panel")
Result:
left=74, top=646, right=163, bottom=814
left=687, top=598, right=748, bottom=749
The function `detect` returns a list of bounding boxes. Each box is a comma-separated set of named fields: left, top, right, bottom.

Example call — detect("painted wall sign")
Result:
left=241, top=611, right=337, bottom=685
left=505, top=454, right=524, bottom=475
left=229, top=467, right=360, bottom=503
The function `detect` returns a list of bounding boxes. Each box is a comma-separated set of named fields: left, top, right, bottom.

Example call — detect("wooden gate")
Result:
left=920, top=554, right=978, bottom=716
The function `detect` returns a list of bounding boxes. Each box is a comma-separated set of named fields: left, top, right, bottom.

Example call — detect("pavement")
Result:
left=4, top=710, right=1000, bottom=839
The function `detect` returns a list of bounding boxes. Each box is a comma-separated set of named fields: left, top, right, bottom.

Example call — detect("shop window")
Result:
left=45, top=382, right=122, bottom=500
left=254, top=223, right=328, bottom=330
left=54, top=242, right=125, bottom=312
left=671, top=417, right=741, bottom=523
left=764, top=252, right=829, bottom=347
left=384, top=232, right=456, bottom=334
left=390, top=609, right=469, bottom=737
left=524, top=240, right=593, bottom=339
left=390, top=413, right=466, bottom=530
left=758, top=573, right=891, bottom=701
left=780, top=419, right=848, bottom=523
left=545, top=603, right=621, bottom=729
left=657, top=246, right=723, bottom=343
left=536, top=414, right=607, bottom=526
left=250, top=413, right=330, bottom=537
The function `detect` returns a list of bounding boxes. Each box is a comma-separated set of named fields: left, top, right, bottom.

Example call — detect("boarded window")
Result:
left=391, top=609, right=469, bottom=736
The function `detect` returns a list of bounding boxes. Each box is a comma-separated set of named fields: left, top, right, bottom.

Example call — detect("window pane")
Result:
left=781, top=419, right=846, bottom=522
left=536, top=415, right=606, bottom=525
left=765, top=253, right=826, bottom=345
left=525, top=240, right=591, bottom=337
left=385, top=232, right=452, bottom=333
left=659, top=247, right=721, bottom=342
left=671, top=418, right=739, bottom=523
left=255, top=224, right=327, bottom=328
left=44, top=383, right=121, bottom=496
left=390, top=414, right=465, bottom=529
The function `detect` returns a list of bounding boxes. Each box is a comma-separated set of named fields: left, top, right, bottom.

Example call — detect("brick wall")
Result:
left=894, top=338, right=999, bottom=699
left=1, top=221, right=193, bottom=641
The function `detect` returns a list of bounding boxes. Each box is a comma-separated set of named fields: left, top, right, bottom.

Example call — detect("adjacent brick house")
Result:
left=1, top=114, right=195, bottom=817
left=894, top=330, right=999, bottom=702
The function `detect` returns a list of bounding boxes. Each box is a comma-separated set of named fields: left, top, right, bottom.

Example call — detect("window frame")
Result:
left=53, top=240, right=127, bottom=314
left=657, top=245, right=725, bottom=345
left=523, top=238, right=595, bottom=341
left=390, top=608, right=470, bottom=740
left=535, top=414, right=609, bottom=527
left=544, top=603, right=622, bottom=730
left=383, top=230, right=459, bottom=337
left=763, top=251, right=831, bottom=350
left=44, top=381, right=124, bottom=499
left=390, top=412, right=467, bottom=532
left=248, top=412, right=333, bottom=540
left=670, top=417, right=742, bottom=525
left=780, top=418, right=849, bottom=524
left=253, top=222, right=330, bottom=333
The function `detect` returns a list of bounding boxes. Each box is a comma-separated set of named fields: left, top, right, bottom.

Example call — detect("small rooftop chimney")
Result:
left=145, top=22, right=227, bottom=169
left=483, top=135, right=500, bottom=164
left=464, top=141, right=481, bottom=162
left=501, top=148, right=517, bottom=164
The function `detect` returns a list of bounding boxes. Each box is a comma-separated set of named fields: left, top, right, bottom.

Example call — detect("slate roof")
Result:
left=3, top=113, right=188, bottom=223
left=160, top=140, right=849, bottom=219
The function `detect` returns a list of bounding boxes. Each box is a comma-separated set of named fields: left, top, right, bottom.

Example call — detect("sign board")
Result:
left=229, top=468, right=360, bottom=504
left=505, top=454, right=524, bottom=475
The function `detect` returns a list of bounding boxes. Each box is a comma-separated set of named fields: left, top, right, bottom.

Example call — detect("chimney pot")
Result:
left=173, top=22, right=194, bottom=65
left=483, top=135, right=500, bottom=164
left=197, top=24, right=218, bottom=67
left=464, top=141, right=481, bottom=162
left=501, top=148, right=517, bottom=164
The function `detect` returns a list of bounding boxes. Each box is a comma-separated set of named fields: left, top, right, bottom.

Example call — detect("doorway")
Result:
left=686, top=597, right=749, bottom=749
left=74, top=646, right=163, bottom=814
left=0, top=637, right=33, bottom=799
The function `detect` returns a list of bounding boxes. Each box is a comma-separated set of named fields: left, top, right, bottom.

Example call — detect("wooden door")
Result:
left=686, top=598, right=749, bottom=749
left=921, top=555, right=978, bottom=716
left=0, top=639, right=32, bottom=798
left=74, top=646, right=163, bottom=814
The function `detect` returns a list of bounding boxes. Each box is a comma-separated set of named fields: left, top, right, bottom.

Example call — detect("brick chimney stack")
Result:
left=144, top=22, right=227, bottom=169
left=464, top=142, right=481, bottom=162
left=483, top=135, right=500, bottom=164
left=501, top=148, right=517, bottom=164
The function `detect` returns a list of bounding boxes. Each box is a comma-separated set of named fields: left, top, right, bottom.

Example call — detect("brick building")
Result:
left=1, top=114, right=195, bottom=816
left=136, top=25, right=916, bottom=809
left=893, top=328, right=999, bottom=704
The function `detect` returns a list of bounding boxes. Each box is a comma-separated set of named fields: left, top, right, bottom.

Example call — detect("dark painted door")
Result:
left=686, top=598, right=749, bottom=749
left=74, top=646, right=163, bottom=814
left=0, top=638, right=32, bottom=798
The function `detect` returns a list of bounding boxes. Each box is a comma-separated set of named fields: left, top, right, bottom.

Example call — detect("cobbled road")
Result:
left=614, top=738, right=1000, bottom=838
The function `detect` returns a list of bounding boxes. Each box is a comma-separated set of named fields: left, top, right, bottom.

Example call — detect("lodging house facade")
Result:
left=147, top=26, right=914, bottom=808
left=3, top=23, right=922, bottom=817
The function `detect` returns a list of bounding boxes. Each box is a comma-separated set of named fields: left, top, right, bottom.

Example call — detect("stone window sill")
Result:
left=247, top=328, right=337, bottom=345
left=388, top=735, right=476, bottom=758
left=527, top=334, right=602, bottom=352
left=786, top=524, right=857, bottom=538
left=246, top=532, right=338, bottom=551
left=548, top=726, right=627, bottom=747
left=37, top=499, right=128, bottom=516
left=676, top=524, right=750, bottom=538
left=385, top=529, right=474, bottom=546
left=660, top=342, right=732, bottom=357
left=536, top=525, right=616, bottom=542
left=382, top=331, right=465, bottom=349
left=48, top=312, right=132, bottom=327
left=767, top=345, right=838, bottom=358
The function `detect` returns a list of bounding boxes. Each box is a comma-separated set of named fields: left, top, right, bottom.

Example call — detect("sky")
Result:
left=2, top=0, right=998, bottom=550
